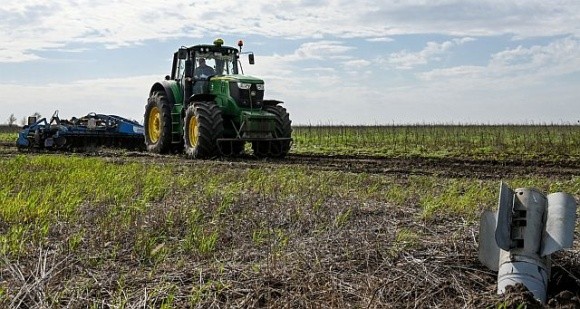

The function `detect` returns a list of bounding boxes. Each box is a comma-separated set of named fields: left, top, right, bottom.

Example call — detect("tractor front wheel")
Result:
left=183, top=102, right=224, bottom=159
left=252, top=105, right=292, bottom=158
left=144, top=91, right=172, bottom=153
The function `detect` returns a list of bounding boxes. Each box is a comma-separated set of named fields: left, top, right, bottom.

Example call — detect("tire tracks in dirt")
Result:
left=283, top=153, right=580, bottom=179
left=1, top=143, right=578, bottom=179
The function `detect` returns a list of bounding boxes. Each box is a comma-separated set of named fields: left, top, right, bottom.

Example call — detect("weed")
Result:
left=0, top=224, right=28, bottom=256
left=334, top=208, right=352, bottom=227
left=67, top=230, right=85, bottom=252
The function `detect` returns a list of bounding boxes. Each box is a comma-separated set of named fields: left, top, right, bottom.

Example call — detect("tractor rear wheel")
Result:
left=144, top=91, right=172, bottom=153
left=252, top=105, right=292, bottom=158
left=183, top=101, right=224, bottom=159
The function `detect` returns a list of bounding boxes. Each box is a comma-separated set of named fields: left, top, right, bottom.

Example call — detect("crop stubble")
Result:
left=0, top=142, right=579, bottom=307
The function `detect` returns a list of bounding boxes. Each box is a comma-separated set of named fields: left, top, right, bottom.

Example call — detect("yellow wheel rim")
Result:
left=147, top=106, right=161, bottom=143
left=188, top=115, right=199, bottom=148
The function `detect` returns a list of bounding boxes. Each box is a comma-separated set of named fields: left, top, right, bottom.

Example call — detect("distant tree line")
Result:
left=4, top=112, right=42, bottom=127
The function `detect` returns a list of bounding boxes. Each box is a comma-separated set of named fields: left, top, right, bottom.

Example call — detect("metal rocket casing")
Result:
left=478, top=182, right=577, bottom=303
left=543, top=192, right=577, bottom=256
left=497, top=187, right=549, bottom=303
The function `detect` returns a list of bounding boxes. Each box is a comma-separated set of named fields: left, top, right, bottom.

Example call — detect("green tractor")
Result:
left=144, top=39, right=292, bottom=158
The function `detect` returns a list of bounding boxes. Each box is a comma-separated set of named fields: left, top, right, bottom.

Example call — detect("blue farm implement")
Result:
left=17, top=111, right=145, bottom=151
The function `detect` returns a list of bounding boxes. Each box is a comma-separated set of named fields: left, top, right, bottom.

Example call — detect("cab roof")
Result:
left=184, top=44, right=238, bottom=54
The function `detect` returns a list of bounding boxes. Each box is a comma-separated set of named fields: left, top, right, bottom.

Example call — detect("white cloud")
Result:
left=361, top=1, right=580, bottom=37
left=0, top=48, right=41, bottom=63
left=1, top=1, right=579, bottom=125
left=385, top=37, right=475, bottom=69
left=489, top=37, right=580, bottom=76
left=343, top=59, right=371, bottom=70
left=303, top=67, right=337, bottom=73
left=289, top=41, right=355, bottom=60
left=1, top=1, right=580, bottom=63
left=366, top=37, right=395, bottom=43
left=419, top=36, right=580, bottom=82
left=0, top=75, right=159, bottom=122
left=418, top=66, right=486, bottom=81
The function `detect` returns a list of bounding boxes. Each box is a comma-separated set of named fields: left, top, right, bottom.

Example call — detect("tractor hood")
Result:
left=215, top=74, right=264, bottom=84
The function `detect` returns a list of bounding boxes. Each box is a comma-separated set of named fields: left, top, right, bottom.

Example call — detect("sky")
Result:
left=1, top=0, right=579, bottom=125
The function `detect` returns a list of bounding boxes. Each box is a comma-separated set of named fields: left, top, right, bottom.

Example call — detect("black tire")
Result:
left=144, top=91, right=172, bottom=154
left=252, top=105, right=292, bottom=158
left=183, top=102, right=224, bottom=159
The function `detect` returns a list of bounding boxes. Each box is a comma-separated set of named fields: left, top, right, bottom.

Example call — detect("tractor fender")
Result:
left=149, top=81, right=177, bottom=107
left=263, top=99, right=284, bottom=106
left=184, top=93, right=217, bottom=117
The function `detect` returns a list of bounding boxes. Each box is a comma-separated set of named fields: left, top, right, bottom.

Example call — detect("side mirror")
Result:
left=248, top=53, right=255, bottom=65
left=178, top=49, right=187, bottom=59
left=184, top=60, right=193, bottom=78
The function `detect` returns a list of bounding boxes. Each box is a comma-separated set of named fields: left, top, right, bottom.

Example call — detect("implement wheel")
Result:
left=144, top=91, right=172, bottom=153
left=252, top=105, right=292, bottom=158
left=183, top=101, right=224, bottom=159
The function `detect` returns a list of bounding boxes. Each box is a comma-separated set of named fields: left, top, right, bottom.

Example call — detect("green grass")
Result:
left=0, top=155, right=171, bottom=255
left=0, top=132, right=16, bottom=143
left=292, top=125, right=580, bottom=160
left=1, top=154, right=578, bottom=260
left=1, top=124, right=580, bottom=307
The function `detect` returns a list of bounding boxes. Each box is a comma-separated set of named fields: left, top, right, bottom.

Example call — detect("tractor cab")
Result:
left=170, top=39, right=241, bottom=96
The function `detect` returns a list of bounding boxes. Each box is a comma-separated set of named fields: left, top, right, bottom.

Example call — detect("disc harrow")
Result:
left=16, top=111, right=145, bottom=152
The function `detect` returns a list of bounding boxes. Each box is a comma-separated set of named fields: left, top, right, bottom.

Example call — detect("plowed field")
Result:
left=1, top=142, right=579, bottom=308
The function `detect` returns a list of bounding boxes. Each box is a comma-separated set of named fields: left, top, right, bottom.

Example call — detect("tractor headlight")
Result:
left=256, top=84, right=264, bottom=91
left=237, top=82, right=251, bottom=90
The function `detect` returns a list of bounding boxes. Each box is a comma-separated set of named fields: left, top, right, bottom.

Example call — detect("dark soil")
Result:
left=3, top=142, right=580, bottom=180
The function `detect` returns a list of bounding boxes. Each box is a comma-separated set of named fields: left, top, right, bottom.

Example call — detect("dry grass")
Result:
left=0, top=151, right=579, bottom=308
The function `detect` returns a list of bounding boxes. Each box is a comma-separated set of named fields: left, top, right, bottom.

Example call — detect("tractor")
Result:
left=144, top=39, right=292, bottom=158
